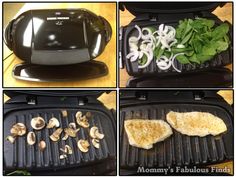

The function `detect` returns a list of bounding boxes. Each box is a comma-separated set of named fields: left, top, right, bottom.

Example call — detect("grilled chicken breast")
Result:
left=166, top=111, right=227, bottom=137
left=124, top=119, right=173, bottom=149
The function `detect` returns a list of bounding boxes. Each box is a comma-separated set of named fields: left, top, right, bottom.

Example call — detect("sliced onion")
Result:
left=159, top=55, right=169, bottom=62
left=140, top=44, right=147, bottom=51
left=157, top=60, right=168, bottom=67
left=134, top=25, right=142, bottom=41
left=138, top=49, right=153, bottom=69
left=172, top=53, right=184, bottom=73
left=159, top=24, right=164, bottom=32
left=126, top=50, right=139, bottom=62
left=139, top=51, right=143, bottom=59
left=177, top=44, right=185, bottom=48
left=141, top=28, right=152, bottom=40
left=129, top=36, right=139, bottom=44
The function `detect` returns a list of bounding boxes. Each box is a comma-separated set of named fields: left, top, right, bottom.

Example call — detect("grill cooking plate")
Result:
left=4, top=108, right=116, bottom=171
left=120, top=103, right=233, bottom=169
left=124, top=21, right=232, bottom=77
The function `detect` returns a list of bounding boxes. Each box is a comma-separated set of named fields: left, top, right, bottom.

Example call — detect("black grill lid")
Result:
left=120, top=2, right=224, bottom=16
left=4, top=91, right=105, bottom=98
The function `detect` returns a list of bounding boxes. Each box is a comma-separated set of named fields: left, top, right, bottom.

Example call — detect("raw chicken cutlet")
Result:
left=124, top=119, right=173, bottom=149
left=166, top=111, right=227, bottom=137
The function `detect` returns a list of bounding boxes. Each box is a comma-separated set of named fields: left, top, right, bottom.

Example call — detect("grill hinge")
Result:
left=78, top=99, right=85, bottom=106
left=193, top=92, right=204, bottom=101
left=26, top=96, right=36, bottom=105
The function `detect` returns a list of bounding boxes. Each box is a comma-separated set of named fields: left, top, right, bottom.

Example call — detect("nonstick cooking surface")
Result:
left=120, top=103, right=233, bottom=168
left=124, top=22, right=232, bottom=76
left=4, top=108, right=116, bottom=171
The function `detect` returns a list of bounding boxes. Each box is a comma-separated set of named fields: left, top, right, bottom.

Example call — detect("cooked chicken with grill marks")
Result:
left=166, top=111, right=227, bottom=137
left=124, top=119, right=173, bottom=149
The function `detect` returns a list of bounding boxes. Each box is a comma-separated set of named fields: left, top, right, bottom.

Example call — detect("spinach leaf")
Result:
left=176, top=55, right=190, bottom=64
left=212, top=23, right=229, bottom=41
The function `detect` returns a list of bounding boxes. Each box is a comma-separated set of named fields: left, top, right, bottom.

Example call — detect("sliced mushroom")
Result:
left=60, top=145, right=73, bottom=154
left=68, top=123, right=77, bottom=130
left=77, top=140, right=90, bottom=153
left=31, top=117, right=45, bottom=130
left=62, top=134, right=69, bottom=141
left=61, top=110, right=68, bottom=117
left=39, top=140, right=46, bottom=151
left=90, top=126, right=104, bottom=139
left=47, top=117, right=60, bottom=128
left=65, top=145, right=73, bottom=154
left=64, top=128, right=77, bottom=138
left=92, top=139, right=100, bottom=149
left=27, top=131, right=36, bottom=145
left=6, top=135, right=16, bottom=143
left=75, top=111, right=82, bottom=118
left=60, top=154, right=67, bottom=159
left=78, top=120, right=89, bottom=128
left=50, top=128, right=63, bottom=142
left=10, top=123, right=27, bottom=136
left=76, top=115, right=90, bottom=128
left=85, top=112, right=92, bottom=118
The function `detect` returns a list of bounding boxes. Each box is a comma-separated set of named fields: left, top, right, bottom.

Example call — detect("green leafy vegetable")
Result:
left=7, top=170, right=31, bottom=176
left=174, top=18, right=230, bottom=64
left=138, top=54, right=147, bottom=65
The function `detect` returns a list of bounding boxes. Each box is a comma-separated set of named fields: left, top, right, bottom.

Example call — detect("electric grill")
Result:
left=3, top=91, right=116, bottom=175
left=120, top=90, right=233, bottom=175
left=4, top=9, right=112, bottom=81
left=119, top=2, right=233, bottom=87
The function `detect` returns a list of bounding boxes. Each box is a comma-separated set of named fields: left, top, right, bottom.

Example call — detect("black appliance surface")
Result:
left=119, top=2, right=233, bottom=87
left=4, top=9, right=112, bottom=65
left=3, top=91, right=116, bottom=175
left=127, top=68, right=232, bottom=88
left=12, top=61, right=108, bottom=82
left=119, top=91, right=233, bottom=175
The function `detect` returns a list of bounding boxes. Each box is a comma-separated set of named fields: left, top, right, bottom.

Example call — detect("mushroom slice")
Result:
left=27, top=132, right=36, bottom=145
left=65, top=145, right=73, bottom=154
left=50, top=128, right=63, bottom=142
left=61, top=110, right=68, bottom=117
left=64, top=128, right=77, bottom=138
left=68, top=123, right=77, bottom=129
left=78, top=120, right=89, bottom=128
left=11, top=123, right=27, bottom=136
left=39, top=140, right=46, bottom=151
left=90, top=126, right=105, bottom=139
left=62, top=134, right=69, bottom=141
left=75, top=111, right=82, bottom=118
left=47, top=117, right=60, bottom=128
left=76, top=116, right=90, bottom=128
left=31, top=117, right=45, bottom=130
left=85, top=112, right=92, bottom=118
left=77, top=140, right=90, bottom=153
left=60, top=154, right=67, bottom=159
left=92, top=139, right=100, bottom=149
left=6, top=135, right=16, bottom=143
left=60, top=145, right=73, bottom=154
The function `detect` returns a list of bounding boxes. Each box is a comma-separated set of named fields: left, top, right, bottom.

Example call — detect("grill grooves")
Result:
left=120, top=104, right=233, bottom=168
left=4, top=108, right=115, bottom=171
